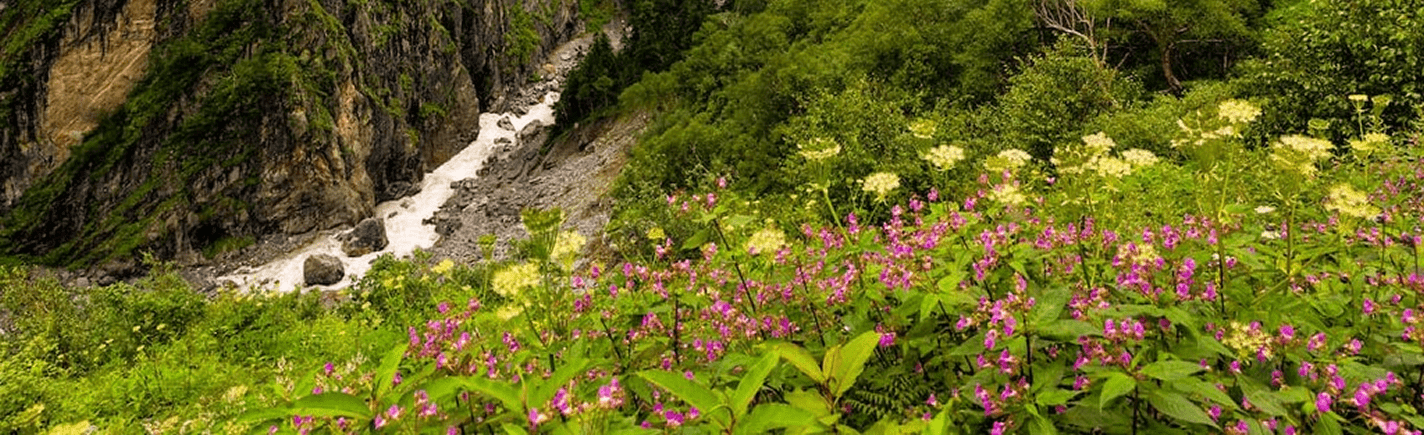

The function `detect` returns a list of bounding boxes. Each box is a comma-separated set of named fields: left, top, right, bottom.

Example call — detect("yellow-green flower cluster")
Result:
left=431, top=259, right=455, bottom=275
left=923, top=144, right=965, bottom=171
left=745, top=226, right=787, bottom=255
left=909, top=119, right=938, bottom=139
left=645, top=227, right=666, bottom=241
left=1054, top=133, right=1155, bottom=179
left=798, top=138, right=841, bottom=161
left=1270, top=135, right=1333, bottom=176
left=984, top=149, right=1032, bottom=173
left=1222, top=321, right=1273, bottom=359
left=551, top=231, right=587, bottom=269
left=1217, top=99, right=1261, bottom=124
left=1348, top=132, right=1389, bottom=154
left=989, top=184, right=1026, bottom=207
left=1120, top=149, right=1159, bottom=167
left=1326, top=184, right=1380, bottom=220
left=862, top=172, right=901, bottom=200
left=492, top=262, right=540, bottom=298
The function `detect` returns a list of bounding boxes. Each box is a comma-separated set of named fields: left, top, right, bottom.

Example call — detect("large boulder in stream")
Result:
left=303, top=254, right=345, bottom=286
left=340, top=218, right=389, bottom=257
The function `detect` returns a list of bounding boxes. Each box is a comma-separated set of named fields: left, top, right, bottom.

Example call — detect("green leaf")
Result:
left=234, top=407, right=291, bottom=423
left=502, top=423, right=530, bottom=435
left=637, top=370, right=722, bottom=417
left=1099, top=372, right=1136, bottom=409
left=1036, top=389, right=1080, bottom=407
left=784, top=389, right=832, bottom=418
left=830, top=331, right=881, bottom=398
left=732, top=352, right=779, bottom=418
left=735, top=404, right=817, bottom=434
left=1029, top=413, right=1059, bottom=435
left=682, top=229, right=711, bottom=250
left=1146, top=390, right=1217, bottom=428
left=290, top=393, right=372, bottom=419
left=531, top=358, right=589, bottom=407
left=1170, top=379, right=1238, bottom=410
left=1314, top=412, right=1342, bottom=435
left=1039, top=320, right=1100, bottom=340
left=1140, top=360, right=1203, bottom=381
left=773, top=343, right=825, bottom=383
left=375, top=345, right=405, bottom=398
left=1236, top=375, right=1288, bottom=417
left=460, top=377, right=523, bottom=413
left=1031, top=285, right=1071, bottom=326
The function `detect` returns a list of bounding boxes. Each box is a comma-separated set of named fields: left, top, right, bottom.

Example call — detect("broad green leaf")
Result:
left=1099, top=372, right=1136, bottom=409
left=1236, top=375, right=1288, bottom=417
left=290, top=393, right=372, bottom=419
left=460, top=377, right=523, bottom=413
left=1140, top=360, right=1203, bottom=381
left=682, top=229, right=711, bottom=250
left=735, top=404, right=816, bottom=434
left=1036, top=389, right=1080, bottom=407
left=774, top=343, right=825, bottom=383
left=375, top=345, right=405, bottom=398
left=831, top=331, right=881, bottom=398
left=1170, top=379, right=1238, bottom=410
left=1040, top=320, right=1100, bottom=340
left=1315, top=412, right=1342, bottom=435
left=234, top=407, right=291, bottom=423
left=1146, top=390, right=1217, bottom=428
left=785, top=389, right=832, bottom=418
left=1031, top=285, right=1071, bottom=326
left=502, top=423, right=530, bottom=435
left=732, top=352, right=779, bottom=418
left=1029, top=413, right=1059, bottom=435
left=637, top=370, right=722, bottom=417
left=532, top=358, right=589, bottom=407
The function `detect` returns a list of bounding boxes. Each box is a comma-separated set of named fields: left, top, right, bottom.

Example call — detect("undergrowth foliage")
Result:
left=234, top=99, right=1424, bottom=434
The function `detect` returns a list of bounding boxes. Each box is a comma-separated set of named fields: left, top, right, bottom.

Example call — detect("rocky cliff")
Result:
left=0, top=0, right=583, bottom=273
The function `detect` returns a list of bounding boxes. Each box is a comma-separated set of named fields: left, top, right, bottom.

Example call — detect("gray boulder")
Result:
left=303, top=254, right=344, bottom=286
left=341, top=217, right=389, bottom=257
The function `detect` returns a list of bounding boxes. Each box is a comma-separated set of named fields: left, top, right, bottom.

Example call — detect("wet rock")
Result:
left=518, top=120, right=547, bottom=146
left=74, top=277, right=90, bottom=288
left=385, top=181, right=421, bottom=199
left=303, top=254, right=344, bottom=286
left=340, top=218, right=388, bottom=257
left=498, top=116, right=515, bottom=131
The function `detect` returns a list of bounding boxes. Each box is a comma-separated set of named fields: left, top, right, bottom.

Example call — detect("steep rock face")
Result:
left=0, top=0, right=581, bottom=271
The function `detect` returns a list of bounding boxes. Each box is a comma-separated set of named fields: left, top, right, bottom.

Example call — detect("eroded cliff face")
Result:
left=0, top=0, right=582, bottom=272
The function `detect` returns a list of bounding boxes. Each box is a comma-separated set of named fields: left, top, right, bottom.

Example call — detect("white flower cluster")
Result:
left=923, top=144, right=966, bottom=171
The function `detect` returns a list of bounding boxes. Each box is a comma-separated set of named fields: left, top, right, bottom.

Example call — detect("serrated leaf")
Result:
left=1099, top=373, right=1136, bottom=409
left=290, top=393, right=372, bottom=419
left=1315, top=412, right=1342, bottom=435
left=735, top=404, right=817, bottom=434
left=502, top=423, right=530, bottom=435
left=637, top=370, right=721, bottom=417
left=1146, top=390, right=1217, bottom=428
left=1140, top=360, right=1203, bottom=381
left=1040, top=320, right=1100, bottom=340
left=831, top=331, right=881, bottom=398
left=682, top=229, right=712, bottom=250
left=732, top=352, right=779, bottom=418
left=774, top=342, right=825, bottom=383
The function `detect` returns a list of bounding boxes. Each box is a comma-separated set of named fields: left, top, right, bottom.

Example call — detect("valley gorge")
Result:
left=0, top=0, right=587, bottom=279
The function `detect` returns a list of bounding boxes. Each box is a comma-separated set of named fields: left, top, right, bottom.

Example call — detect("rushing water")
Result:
left=219, top=92, right=558, bottom=292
